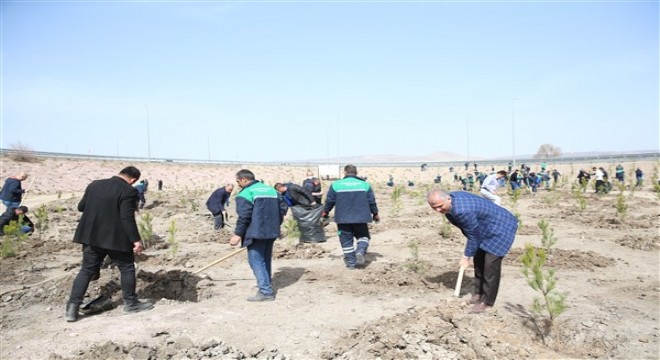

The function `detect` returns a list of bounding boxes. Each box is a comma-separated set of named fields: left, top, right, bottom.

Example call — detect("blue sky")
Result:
left=1, top=1, right=658, bottom=162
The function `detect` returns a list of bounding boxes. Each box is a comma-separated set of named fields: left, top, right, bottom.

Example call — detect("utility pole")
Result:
left=145, top=105, right=152, bottom=162
left=511, top=98, right=520, bottom=168
left=336, top=115, right=340, bottom=158
left=326, top=123, right=330, bottom=160
left=466, top=114, right=470, bottom=164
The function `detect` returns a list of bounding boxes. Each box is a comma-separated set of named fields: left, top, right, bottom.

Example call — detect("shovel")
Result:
left=19, top=177, right=36, bottom=207
left=193, top=247, right=246, bottom=275
left=453, top=266, right=467, bottom=297
left=80, top=294, right=114, bottom=314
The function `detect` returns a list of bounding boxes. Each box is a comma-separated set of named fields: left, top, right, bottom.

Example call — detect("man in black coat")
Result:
left=0, top=206, right=33, bottom=235
left=274, top=182, right=316, bottom=209
left=65, top=166, right=153, bottom=322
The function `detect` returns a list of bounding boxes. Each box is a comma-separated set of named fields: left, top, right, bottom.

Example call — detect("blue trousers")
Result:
left=2, top=200, right=20, bottom=210
left=247, top=239, right=275, bottom=296
left=213, top=214, right=225, bottom=230
left=337, top=223, right=370, bottom=267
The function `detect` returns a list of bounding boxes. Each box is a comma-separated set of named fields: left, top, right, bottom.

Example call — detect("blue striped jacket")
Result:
left=445, top=191, right=518, bottom=257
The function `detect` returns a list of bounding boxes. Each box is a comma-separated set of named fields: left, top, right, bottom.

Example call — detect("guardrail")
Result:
left=1, top=148, right=657, bottom=167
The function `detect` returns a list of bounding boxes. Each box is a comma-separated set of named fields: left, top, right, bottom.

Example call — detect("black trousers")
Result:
left=68, top=245, right=138, bottom=306
left=473, top=248, right=504, bottom=306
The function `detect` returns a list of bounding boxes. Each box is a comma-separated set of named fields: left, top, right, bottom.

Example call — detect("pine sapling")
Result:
left=282, top=217, right=300, bottom=240
left=571, top=184, right=587, bottom=211
left=138, top=213, right=154, bottom=248
left=189, top=198, right=199, bottom=212
left=520, top=243, right=568, bottom=331
left=615, top=191, right=628, bottom=220
left=509, top=188, right=521, bottom=208
left=513, top=210, right=523, bottom=228
left=403, top=240, right=428, bottom=274
left=579, top=177, right=589, bottom=193
left=439, top=216, right=453, bottom=239
left=34, top=204, right=49, bottom=241
left=390, top=185, right=404, bottom=216
left=167, top=220, right=179, bottom=256
left=537, top=219, right=557, bottom=254
left=653, top=164, right=660, bottom=199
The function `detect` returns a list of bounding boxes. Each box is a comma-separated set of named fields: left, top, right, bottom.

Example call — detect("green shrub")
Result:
left=1, top=217, right=29, bottom=258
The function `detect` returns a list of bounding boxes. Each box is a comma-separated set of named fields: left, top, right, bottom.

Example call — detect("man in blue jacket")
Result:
left=427, top=189, right=518, bottom=314
left=206, top=183, right=234, bottom=229
left=1, top=172, right=28, bottom=209
left=322, top=165, right=379, bottom=269
left=229, top=169, right=287, bottom=302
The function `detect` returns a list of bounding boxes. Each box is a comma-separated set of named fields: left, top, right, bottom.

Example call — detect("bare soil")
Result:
left=0, top=157, right=658, bottom=359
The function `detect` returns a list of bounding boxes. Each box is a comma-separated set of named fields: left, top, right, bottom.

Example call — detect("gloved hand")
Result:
left=372, top=214, right=380, bottom=223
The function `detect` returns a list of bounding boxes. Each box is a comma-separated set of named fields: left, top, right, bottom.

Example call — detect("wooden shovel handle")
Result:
left=193, top=247, right=246, bottom=275
left=453, top=266, right=466, bottom=297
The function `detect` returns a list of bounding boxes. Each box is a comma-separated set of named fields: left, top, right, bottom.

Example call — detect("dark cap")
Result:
left=17, top=206, right=28, bottom=213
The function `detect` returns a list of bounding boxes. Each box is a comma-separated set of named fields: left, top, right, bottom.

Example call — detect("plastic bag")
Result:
left=290, top=205, right=325, bottom=243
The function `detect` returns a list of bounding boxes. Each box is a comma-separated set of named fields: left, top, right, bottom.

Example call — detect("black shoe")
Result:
left=124, top=301, right=154, bottom=314
left=65, top=303, right=79, bottom=322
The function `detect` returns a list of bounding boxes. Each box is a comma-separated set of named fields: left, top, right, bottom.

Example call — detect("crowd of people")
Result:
left=444, top=162, right=646, bottom=198
left=0, top=160, right=651, bottom=322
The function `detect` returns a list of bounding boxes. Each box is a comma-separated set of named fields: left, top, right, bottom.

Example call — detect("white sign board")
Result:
left=318, top=164, right=341, bottom=180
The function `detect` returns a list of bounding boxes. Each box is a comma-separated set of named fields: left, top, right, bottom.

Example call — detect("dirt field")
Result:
left=0, top=156, right=658, bottom=359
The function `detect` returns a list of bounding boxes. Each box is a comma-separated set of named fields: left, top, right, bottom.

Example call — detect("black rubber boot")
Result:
left=65, top=303, right=79, bottom=322
left=124, top=300, right=154, bottom=314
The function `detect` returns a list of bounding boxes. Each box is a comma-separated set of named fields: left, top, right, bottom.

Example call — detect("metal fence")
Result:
left=1, top=148, right=657, bottom=167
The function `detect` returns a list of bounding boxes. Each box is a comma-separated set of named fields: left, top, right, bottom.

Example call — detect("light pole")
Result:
left=145, top=105, right=152, bottom=162
left=511, top=98, right=521, bottom=168
left=466, top=113, right=470, bottom=164
left=207, top=134, right=211, bottom=162
left=336, top=115, right=340, bottom=158
left=116, top=136, right=122, bottom=157
left=326, top=123, right=330, bottom=160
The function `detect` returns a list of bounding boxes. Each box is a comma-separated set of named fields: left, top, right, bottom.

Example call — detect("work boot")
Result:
left=468, top=294, right=482, bottom=305
left=355, top=253, right=365, bottom=266
left=124, top=300, right=154, bottom=314
left=247, top=292, right=275, bottom=302
left=468, top=302, right=492, bottom=314
left=65, top=303, right=79, bottom=322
